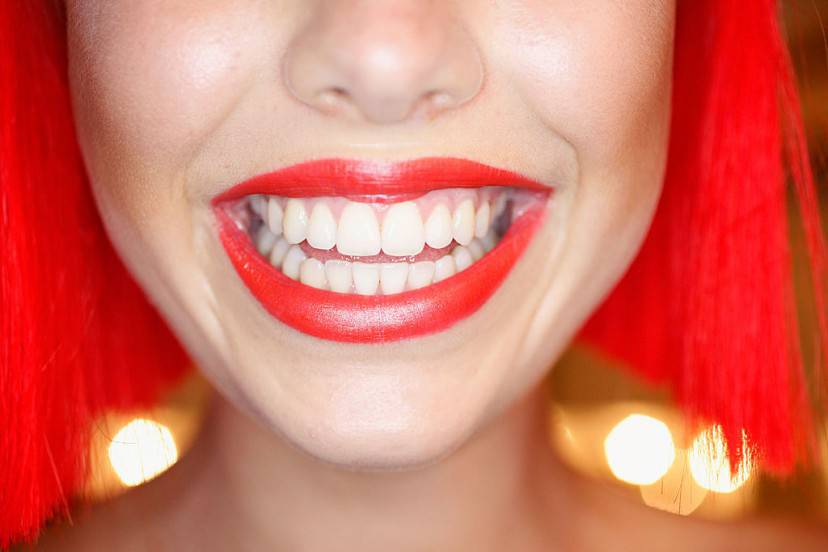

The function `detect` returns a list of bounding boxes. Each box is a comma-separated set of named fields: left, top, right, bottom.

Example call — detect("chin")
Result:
left=288, top=418, right=472, bottom=471
left=260, top=371, right=487, bottom=471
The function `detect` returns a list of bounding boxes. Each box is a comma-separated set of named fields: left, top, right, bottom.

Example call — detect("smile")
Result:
left=213, top=158, right=550, bottom=342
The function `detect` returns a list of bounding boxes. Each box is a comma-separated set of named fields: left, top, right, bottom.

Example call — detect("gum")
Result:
left=252, top=186, right=506, bottom=222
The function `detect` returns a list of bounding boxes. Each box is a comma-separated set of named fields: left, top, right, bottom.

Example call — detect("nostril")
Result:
left=410, top=90, right=456, bottom=120
left=314, top=86, right=353, bottom=115
left=425, top=90, right=456, bottom=109
left=282, top=5, right=484, bottom=125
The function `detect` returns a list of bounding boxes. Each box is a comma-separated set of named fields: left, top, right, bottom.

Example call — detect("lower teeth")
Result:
left=252, top=227, right=503, bottom=295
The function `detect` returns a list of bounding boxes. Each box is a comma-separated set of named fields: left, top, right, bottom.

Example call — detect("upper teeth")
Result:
left=244, top=187, right=514, bottom=295
left=282, top=199, right=309, bottom=245
left=424, top=204, right=453, bottom=249
left=337, top=201, right=381, bottom=256
left=259, top=191, right=502, bottom=258
left=307, top=202, right=338, bottom=250
left=381, top=202, right=425, bottom=256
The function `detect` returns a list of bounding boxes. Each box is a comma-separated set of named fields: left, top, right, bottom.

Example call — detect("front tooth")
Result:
left=408, top=261, right=435, bottom=290
left=433, top=255, right=456, bottom=282
left=255, top=225, right=277, bottom=256
left=283, top=199, right=308, bottom=244
left=269, top=237, right=290, bottom=266
left=452, top=246, right=474, bottom=272
left=382, top=202, right=425, bottom=256
left=474, top=201, right=490, bottom=238
left=307, top=202, right=337, bottom=250
left=299, top=258, right=327, bottom=289
left=424, top=204, right=453, bottom=249
left=338, top=202, right=381, bottom=256
left=380, top=263, right=409, bottom=294
left=452, top=199, right=475, bottom=246
left=267, top=198, right=284, bottom=237
left=352, top=262, right=380, bottom=295
left=467, top=240, right=484, bottom=261
left=281, top=245, right=307, bottom=280
left=325, top=260, right=353, bottom=293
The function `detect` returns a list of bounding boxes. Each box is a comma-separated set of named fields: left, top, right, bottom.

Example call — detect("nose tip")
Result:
left=283, top=2, right=484, bottom=124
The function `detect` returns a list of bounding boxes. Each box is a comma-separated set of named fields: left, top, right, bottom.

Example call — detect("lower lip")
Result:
left=215, top=204, right=545, bottom=344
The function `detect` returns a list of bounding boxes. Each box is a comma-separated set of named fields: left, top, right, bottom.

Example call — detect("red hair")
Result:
left=582, top=0, right=827, bottom=473
left=1, top=2, right=189, bottom=546
left=1, top=0, right=825, bottom=547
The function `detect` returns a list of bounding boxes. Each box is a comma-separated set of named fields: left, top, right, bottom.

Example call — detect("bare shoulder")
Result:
left=32, top=483, right=173, bottom=552
left=579, top=506, right=828, bottom=552
left=30, top=427, right=238, bottom=552
left=30, top=451, right=207, bottom=552
left=653, top=507, right=828, bottom=551
left=713, top=517, right=828, bottom=552
left=570, top=475, right=828, bottom=552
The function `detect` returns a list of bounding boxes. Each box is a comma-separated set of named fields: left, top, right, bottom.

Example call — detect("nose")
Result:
left=283, top=1, right=484, bottom=124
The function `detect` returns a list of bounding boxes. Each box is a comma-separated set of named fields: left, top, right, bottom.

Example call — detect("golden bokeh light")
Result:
left=688, top=426, right=752, bottom=494
left=604, top=414, right=676, bottom=485
left=107, top=418, right=179, bottom=487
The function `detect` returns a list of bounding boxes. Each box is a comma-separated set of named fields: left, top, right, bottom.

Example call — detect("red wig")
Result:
left=1, top=2, right=189, bottom=546
left=1, top=0, right=825, bottom=547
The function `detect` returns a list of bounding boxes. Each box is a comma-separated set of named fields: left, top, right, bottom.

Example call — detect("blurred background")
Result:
left=81, top=2, right=828, bottom=525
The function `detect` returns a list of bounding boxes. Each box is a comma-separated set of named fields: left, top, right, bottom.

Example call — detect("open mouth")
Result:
left=213, top=158, right=550, bottom=342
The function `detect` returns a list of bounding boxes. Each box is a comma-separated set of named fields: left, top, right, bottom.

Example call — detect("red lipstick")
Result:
left=213, top=158, right=550, bottom=343
left=214, top=157, right=549, bottom=203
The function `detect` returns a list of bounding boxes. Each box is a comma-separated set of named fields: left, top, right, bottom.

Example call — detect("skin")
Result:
left=37, top=1, right=827, bottom=550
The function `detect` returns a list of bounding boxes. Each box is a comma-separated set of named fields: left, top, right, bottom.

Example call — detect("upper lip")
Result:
left=212, top=157, right=551, bottom=203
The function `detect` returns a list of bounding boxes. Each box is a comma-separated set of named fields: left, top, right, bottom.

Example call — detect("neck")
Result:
left=178, top=383, right=576, bottom=551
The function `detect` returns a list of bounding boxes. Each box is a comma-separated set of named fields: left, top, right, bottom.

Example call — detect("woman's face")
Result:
left=66, top=1, right=674, bottom=468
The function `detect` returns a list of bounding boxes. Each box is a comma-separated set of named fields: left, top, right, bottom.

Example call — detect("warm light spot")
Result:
left=688, top=426, right=752, bottom=494
left=604, top=414, right=676, bottom=485
left=108, top=418, right=178, bottom=487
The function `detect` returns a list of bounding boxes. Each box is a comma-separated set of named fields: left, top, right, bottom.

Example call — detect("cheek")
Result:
left=64, top=4, right=262, bottom=319
left=498, top=0, right=675, bottom=276
left=494, top=1, right=675, bottom=362
left=66, top=2, right=267, bottom=194
left=497, top=0, right=675, bottom=171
